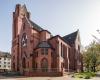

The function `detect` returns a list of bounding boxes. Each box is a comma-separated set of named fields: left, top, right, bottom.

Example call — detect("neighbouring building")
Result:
left=0, top=51, right=11, bottom=72
left=11, top=4, right=83, bottom=76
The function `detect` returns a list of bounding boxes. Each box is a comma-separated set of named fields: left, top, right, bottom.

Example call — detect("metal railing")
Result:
left=22, top=68, right=60, bottom=73
left=22, top=68, right=76, bottom=72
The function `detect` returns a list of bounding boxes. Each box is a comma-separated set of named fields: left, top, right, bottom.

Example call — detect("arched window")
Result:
left=32, top=61, right=37, bottom=71
left=61, top=43, right=63, bottom=57
left=41, top=48, right=48, bottom=55
left=23, top=23, right=25, bottom=30
left=41, top=58, right=48, bottom=72
left=13, top=63, right=15, bottom=70
left=22, top=57, right=26, bottom=69
left=78, top=45, right=80, bottom=51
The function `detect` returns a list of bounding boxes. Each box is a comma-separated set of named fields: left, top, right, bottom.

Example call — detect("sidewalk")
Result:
left=0, top=72, right=100, bottom=80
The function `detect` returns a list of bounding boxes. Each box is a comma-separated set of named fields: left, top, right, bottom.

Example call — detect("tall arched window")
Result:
left=13, top=63, right=15, bottom=70
left=41, top=58, right=48, bottom=72
left=61, top=43, right=63, bottom=57
left=23, top=23, right=25, bottom=30
left=22, top=57, right=26, bottom=69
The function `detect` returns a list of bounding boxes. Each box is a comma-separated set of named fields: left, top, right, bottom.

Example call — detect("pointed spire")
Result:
left=16, top=4, right=21, bottom=8
left=15, top=4, right=21, bottom=15
left=21, top=4, right=27, bottom=13
left=14, top=4, right=30, bottom=19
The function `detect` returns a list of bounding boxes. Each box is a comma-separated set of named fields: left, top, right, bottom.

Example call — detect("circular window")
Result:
left=21, top=33, right=27, bottom=47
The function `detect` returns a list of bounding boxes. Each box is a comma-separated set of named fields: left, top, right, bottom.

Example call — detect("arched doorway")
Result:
left=41, top=58, right=48, bottom=72
left=22, top=57, right=26, bottom=70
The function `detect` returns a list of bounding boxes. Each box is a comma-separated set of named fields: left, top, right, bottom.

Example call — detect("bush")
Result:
left=90, top=72, right=96, bottom=77
left=78, top=76, right=83, bottom=78
left=73, top=72, right=96, bottom=79
left=71, top=75, right=74, bottom=78
left=84, top=75, right=90, bottom=79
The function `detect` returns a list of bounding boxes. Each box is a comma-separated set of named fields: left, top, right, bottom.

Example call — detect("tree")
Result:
left=83, top=41, right=100, bottom=72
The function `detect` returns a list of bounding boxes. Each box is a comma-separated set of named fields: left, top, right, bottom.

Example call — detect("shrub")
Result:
left=84, top=75, right=90, bottom=79
left=73, top=72, right=96, bottom=79
left=71, top=75, right=74, bottom=78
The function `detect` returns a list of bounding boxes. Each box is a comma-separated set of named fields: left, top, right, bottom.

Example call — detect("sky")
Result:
left=0, top=0, right=100, bottom=52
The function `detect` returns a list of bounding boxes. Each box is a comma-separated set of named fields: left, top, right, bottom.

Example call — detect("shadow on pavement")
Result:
left=0, top=75, right=28, bottom=79
left=0, top=72, right=28, bottom=79
left=0, top=72, right=62, bottom=79
left=96, top=73, right=100, bottom=77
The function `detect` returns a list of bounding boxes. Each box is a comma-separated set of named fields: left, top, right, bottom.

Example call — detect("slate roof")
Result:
left=29, top=20, right=43, bottom=31
left=63, top=30, right=78, bottom=45
left=0, top=51, right=11, bottom=58
left=22, top=4, right=43, bottom=32
left=37, top=41, right=51, bottom=48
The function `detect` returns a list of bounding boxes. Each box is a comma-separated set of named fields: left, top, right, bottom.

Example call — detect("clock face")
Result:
left=21, top=33, right=27, bottom=47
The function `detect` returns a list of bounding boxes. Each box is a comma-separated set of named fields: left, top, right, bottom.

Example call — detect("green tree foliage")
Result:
left=83, top=41, right=100, bottom=72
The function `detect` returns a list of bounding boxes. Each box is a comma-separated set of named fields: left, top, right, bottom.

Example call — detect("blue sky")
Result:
left=0, top=0, right=100, bottom=52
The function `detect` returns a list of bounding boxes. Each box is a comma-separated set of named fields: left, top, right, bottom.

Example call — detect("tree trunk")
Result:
left=93, top=66, right=96, bottom=72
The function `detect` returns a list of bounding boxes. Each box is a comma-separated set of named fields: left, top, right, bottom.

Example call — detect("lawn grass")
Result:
left=73, top=72, right=96, bottom=79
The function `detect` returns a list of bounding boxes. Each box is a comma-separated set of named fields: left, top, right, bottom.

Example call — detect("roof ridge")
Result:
left=63, top=30, right=78, bottom=38
left=63, top=30, right=79, bottom=45
left=29, top=20, right=43, bottom=31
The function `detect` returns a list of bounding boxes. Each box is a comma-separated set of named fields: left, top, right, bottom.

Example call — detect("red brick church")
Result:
left=11, top=4, right=83, bottom=76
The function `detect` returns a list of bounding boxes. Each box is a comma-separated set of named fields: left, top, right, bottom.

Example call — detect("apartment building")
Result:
left=0, top=51, right=11, bottom=72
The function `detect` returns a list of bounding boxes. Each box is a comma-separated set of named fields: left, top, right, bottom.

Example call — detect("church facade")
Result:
left=11, top=4, right=83, bottom=76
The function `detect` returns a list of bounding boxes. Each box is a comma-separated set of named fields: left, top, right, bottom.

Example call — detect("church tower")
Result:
left=11, top=4, right=30, bottom=71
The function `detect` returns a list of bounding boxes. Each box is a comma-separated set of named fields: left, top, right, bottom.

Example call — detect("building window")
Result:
left=13, top=63, right=15, bottom=70
left=27, top=62, right=29, bottom=68
left=8, top=66, right=10, bottom=68
left=68, top=48, right=70, bottom=58
left=78, top=45, right=80, bottom=51
left=41, top=48, right=48, bottom=55
left=41, top=58, right=48, bottom=72
left=4, top=65, right=6, bottom=68
left=24, top=52, right=27, bottom=58
left=23, top=23, right=25, bottom=30
left=13, top=56, right=15, bottom=60
left=4, top=62, right=6, bottom=64
left=45, top=48, right=48, bottom=55
left=32, top=61, right=37, bottom=71
left=4, top=58, right=6, bottom=60
left=35, top=62, right=37, bottom=69
left=35, top=52, right=38, bottom=57
left=41, top=48, right=44, bottom=55
left=61, top=43, right=63, bottom=57
left=51, top=52, right=53, bottom=57
left=0, top=65, right=1, bottom=67
left=8, top=58, right=10, bottom=60
left=0, top=58, right=1, bottom=60
left=22, top=57, right=26, bottom=69
left=14, top=19, right=16, bottom=38
left=8, top=62, right=10, bottom=64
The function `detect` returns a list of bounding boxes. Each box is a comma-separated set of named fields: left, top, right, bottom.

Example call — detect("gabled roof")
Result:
left=63, top=30, right=79, bottom=45
left=37, top=41, right=51, bottom=48
left=29, top=20, right=43, bottom=31
left=49, top=35, right=71, bottom=46
left=21, top=5, right=43, bottom=32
